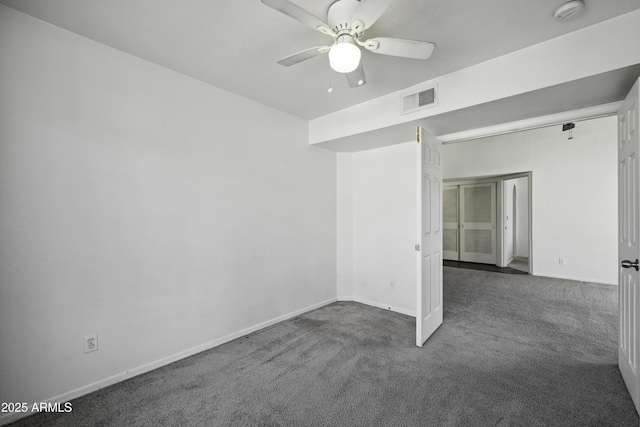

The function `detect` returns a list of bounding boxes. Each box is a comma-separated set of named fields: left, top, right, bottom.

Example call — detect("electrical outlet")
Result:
left=559, top=258, right=566, bottom=265
left=84, top=333, right=98, bottom=354
left=390, top=281, right=396, bottom=290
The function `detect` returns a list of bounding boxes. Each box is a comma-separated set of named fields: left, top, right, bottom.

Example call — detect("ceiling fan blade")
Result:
left=346, top=63, right=366, bottom=88
left=262, top=0, right=334, bottom=35
left=350, top=0, right=396, bottom=29
left=364, top=37, right=435, bottom=60
left=277, top=46, right=330, bottom=66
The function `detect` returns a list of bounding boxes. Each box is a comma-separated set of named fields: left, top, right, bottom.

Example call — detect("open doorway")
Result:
left=502, top=176, right=530, bottom=273
left=443, top=172, right=532, bottom=274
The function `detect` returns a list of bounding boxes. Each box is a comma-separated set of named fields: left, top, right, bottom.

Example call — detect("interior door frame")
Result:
left=443, top=172, right=533, bottom=273
left=498, top=172, right=532, bottom=270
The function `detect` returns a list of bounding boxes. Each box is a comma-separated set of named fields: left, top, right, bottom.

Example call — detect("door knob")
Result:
left=621, top=259, right=639, bottom=271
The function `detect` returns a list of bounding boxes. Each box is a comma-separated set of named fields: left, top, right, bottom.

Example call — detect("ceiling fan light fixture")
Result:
left=329, top=39, right=361, bottom=73
left=263, top=0, right=435, bottom=87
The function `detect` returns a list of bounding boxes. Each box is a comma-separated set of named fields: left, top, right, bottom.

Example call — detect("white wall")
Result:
left=0, top=6, right=336, bottom=417
left=337, top=142, right=417, bottom=316
left=336, top=153, right=354, bottom=299
left=444, top=116, right=617, bottom=284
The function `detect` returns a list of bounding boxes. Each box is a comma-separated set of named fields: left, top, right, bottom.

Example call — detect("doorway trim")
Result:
left=444, top=171, right=533, bottom=275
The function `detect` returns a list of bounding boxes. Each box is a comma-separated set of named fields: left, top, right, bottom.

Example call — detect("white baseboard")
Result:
left=0, top=297, right=337, bottom=426
left=534, top=273, right=616, bottom=286
left=337, top=296, right=416, bottom=318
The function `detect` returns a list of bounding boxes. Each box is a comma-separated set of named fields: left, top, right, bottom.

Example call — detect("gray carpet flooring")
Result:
left=10, top=267, right=640, bottom=426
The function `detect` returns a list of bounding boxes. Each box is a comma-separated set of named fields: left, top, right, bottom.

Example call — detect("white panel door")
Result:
left=618, top=77, right=640, bottom=415
left=460, top=183, right=497, bottom=264
left=416, top=126, right=443, bottom=347
left=443, top=186, right=460, bottom=260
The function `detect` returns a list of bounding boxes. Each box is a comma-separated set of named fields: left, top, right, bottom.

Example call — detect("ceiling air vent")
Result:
left=401, top=85, right=437, bottom=115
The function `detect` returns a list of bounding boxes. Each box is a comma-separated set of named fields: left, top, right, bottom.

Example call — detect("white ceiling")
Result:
left=2, top=0, right=640, bottom=121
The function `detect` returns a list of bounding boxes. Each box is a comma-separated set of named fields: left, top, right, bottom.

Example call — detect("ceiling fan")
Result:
left=261, top=0, right=436, bottom=88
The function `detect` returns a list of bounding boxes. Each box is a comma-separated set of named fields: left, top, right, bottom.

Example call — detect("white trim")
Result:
left=439, top=102, right=622, bottom=144
left=528, top=172, right=533, bottom=276
left=497, top=180, right=504, bottom=267
left=337, top=296, right=416, bottom=317
left=0, top=298, right=337, bottom=426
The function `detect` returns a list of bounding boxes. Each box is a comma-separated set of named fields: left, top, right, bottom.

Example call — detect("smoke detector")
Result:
left=553, top=1, right=585, bottom=21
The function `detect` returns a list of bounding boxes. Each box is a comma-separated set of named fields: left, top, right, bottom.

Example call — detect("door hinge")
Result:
left=415, top=244, right=421, bottom=251
left=416, top=127, right=420, bottom=143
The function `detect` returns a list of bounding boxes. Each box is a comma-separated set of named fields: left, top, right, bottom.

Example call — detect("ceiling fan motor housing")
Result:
left=327, top=0, right=361, bottom=34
